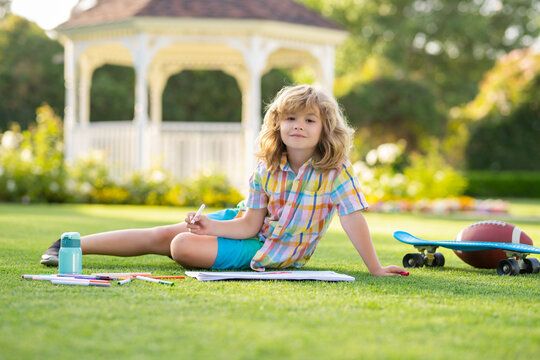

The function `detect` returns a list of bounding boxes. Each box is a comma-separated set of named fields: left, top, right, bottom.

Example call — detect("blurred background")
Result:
left=1, top=0, right=539, bottom=210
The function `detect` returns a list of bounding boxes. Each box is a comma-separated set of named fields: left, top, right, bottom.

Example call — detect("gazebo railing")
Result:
left=159, top=121, right=245, bottom=187
left=70, top=121, right=245, bottom=188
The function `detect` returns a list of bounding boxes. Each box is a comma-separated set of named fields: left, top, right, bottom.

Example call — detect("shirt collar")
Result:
left=279, top=153, right=315, bottom=175
left=279, top=153, right=289, bottom=171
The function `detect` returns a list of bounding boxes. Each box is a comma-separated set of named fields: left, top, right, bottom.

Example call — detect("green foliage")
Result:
left=340, top=77, right=444, bottom=151
left=182, top=173, right=244, bottom=209
left=466, top=74, right=540, bottom=171
left=403, top=147, right=467, bottom=200
left=0, top=104, right=67, bottom=202
left=0, top=106, right=243, bottom=207
left=66, top=150, right=117, bottom=203
left=354, top=140, right=466, bottom=202
left=465, top=171, right=540, bottom=198
left=466, top=100, right=540, bottom=171
left=261, top=68, right=294, bottom=112
left=90, top=65, right=134, bottom=122
left=300, top=0, right=540, bottom=108
left=163, top=70, right=241, bottom=122
left=0, top=15, right=64, bottom=131
left=446, top=49, right=540, bottom=170
left=65, top=154, right=243, bottom=208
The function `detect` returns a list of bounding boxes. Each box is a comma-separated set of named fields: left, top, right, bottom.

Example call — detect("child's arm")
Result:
left=186, top=208, right=267, bottom=240
left=339, top=211, right=407, bottom=276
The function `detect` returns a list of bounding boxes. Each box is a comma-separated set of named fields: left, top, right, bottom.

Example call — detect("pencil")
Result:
left=136, top=276, right=174, bottom=286
left=190, top=204, right=205, bottom=224
left=118, top=278, right=133, bottom=285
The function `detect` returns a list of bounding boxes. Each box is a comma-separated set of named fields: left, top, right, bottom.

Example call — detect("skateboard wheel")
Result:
left=403, top=253, right=424, bottom=268
left=433, top=252, right=445, bottom=267
left=497, top=259, right=520, bottom=276
left=424, top=252, right=445, bottom=267
left=522, top=258, right=540, bottom=274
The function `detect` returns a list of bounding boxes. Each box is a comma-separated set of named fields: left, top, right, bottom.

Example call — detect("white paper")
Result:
left=185, top=270, right=355, bottom=282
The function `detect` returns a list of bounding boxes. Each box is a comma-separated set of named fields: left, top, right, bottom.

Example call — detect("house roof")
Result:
left=58, top=0, right=343, bottom=31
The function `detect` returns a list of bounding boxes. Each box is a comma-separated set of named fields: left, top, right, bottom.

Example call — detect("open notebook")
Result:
left=185, top=270, right=355, bottom=282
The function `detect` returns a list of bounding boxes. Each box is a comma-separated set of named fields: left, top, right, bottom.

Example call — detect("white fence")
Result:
left=70, top=121, right=246, bottom=189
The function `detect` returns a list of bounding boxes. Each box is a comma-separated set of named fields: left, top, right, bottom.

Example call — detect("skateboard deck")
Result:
left=393, top=231, right=540, bottom=275
left=393, top=231, right=540, bottom=254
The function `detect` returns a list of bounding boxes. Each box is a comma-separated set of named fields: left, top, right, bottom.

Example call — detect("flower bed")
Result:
left=366, top=196, right=509, bottom=214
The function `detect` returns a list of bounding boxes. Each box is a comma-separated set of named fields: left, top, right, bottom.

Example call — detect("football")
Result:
left=453, top=220, right=533, bottom=268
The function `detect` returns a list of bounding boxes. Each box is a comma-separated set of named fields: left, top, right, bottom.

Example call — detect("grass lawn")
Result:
left=1, top=201, right=539, bottom=359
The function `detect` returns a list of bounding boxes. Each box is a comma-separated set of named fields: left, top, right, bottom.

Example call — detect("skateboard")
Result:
left=393, top=231, right=540, bottom=276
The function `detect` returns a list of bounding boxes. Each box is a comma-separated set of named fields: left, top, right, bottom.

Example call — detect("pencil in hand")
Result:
left=190, top=204, right=206, bottom=224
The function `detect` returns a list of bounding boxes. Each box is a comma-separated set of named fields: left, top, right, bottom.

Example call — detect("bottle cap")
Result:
left=61, top=232, right=81, bottom=248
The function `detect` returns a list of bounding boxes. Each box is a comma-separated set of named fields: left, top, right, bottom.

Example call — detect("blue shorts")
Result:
left=206, top=208, right=263, bottom=270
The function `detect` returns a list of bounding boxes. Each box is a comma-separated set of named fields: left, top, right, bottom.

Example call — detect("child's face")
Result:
left=279, top=107, right=323, bottom=155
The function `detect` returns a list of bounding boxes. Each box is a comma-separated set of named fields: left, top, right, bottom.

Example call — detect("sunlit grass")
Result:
left=1, top=202, right=539, bottom=360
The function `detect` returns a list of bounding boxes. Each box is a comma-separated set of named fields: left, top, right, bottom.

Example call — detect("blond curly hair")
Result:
left=256, top=84, right=354, bottom=173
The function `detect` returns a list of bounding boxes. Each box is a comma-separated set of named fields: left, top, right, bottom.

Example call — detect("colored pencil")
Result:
left=135, top=276, right=174, bottom=286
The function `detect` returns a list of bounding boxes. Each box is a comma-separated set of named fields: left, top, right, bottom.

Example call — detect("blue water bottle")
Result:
left=58, top=232, right=82, bottom=275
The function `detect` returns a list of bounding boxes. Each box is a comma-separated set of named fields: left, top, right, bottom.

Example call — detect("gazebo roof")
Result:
left=59, top=0, right=343, bottom=31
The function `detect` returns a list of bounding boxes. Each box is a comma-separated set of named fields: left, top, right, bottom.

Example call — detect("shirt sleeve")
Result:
left=246, top=161, right=269, bottom=209
left=331, top=160, right=369, bottom=216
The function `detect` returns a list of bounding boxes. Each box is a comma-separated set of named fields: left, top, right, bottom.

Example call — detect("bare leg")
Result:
left=81, top=222, right=188, bottom=257
left=170, top=232, right=218, bottom=269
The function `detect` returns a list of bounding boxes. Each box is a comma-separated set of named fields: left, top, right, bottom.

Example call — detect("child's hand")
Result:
left=370, top=265, right=409, bottom=277
left=185, top=213, right=213, bottom=235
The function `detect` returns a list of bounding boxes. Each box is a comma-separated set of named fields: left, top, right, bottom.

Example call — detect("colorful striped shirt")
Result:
left=246, top=154, right=368, bottom=271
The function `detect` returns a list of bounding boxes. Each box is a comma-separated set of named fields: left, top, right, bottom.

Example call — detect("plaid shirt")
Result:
left=246, top=154, right=368, bottom=271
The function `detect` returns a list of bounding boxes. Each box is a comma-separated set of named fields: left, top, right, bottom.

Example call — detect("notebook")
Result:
left=185, top=270, right=355, bottom=282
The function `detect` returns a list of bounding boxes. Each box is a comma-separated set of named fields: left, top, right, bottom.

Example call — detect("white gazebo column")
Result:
left=312, top=45, right=336, bottom=94
left=245, top=65, right=263, bottom=175
left=132, top=34, right=152, bottom=171
left=63, top=39, right=78, bottom=163
left=149, top=75, right=166, bottom=126
left=148, top=65, right=172, bottom=167
left=78, top=55, right=94, bottom=155
left=78, top=56, right=92, bottom=127
left=149, top=63, right=182, bottom=125
left=231, top=37, right=280, bottom=180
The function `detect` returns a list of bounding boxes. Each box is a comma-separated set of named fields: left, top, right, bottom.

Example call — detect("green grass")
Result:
left=1, top=202, right=539, bottom=359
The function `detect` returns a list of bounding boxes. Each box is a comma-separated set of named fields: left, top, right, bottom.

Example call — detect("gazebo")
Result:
left=56, top=0, right=347, bottom=188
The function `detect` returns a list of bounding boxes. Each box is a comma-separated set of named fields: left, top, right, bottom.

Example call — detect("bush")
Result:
left=403, top=149, right=467, bottom=200
left=340, top=77, right=444, bottom=151
left=0, top=105, right=244, bottom=207
left=0, top=105, right=67, bottom=203
left=67, top=159, right=243, bottom=208
left=466, top=89, right=540, bottom=171
left=66, top=150, right=116, bottom=203
left=465, top=171, right=540, bottom=198
left=354, top=140, right=467, bottom=202
left=183, top=174, right=244, bottom=209
left=0, top=15, right=64, bottom=131
left=451, top=49, right=540, bottom=171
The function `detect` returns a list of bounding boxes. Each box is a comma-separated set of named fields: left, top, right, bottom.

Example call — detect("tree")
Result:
left=0, top=15, right=64, bottom=131
left=300, top=0, right=540, bottom=108
left=339, top=77, right=444, bottom=151
left=462, top=50, right=540, bottom=170
left=90, top=65, right=134, bottom=122
left=163, top=70, right=241, bottom=122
